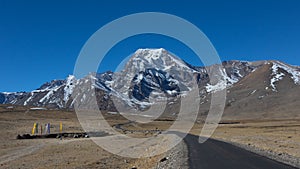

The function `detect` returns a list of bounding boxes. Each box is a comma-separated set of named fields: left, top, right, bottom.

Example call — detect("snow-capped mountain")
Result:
left=1, top=48, right=300, bottom=114
left=220, top=60, right=300, bottom=120
left=110, top=48, right=199, bottom=108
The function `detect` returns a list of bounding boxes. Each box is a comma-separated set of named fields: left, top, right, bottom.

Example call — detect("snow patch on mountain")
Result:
left=270, top=61, right=300, bottom=91
left=274, top=61, right=300, bottom=83
left=24, top=92, right=33, bottom=106
left=39, top=90, right=54, bottom=103
left=206, top=81, right=227, bottom=93
left=206, top=67, right=238, bottom=93
left=39, top=84, right=64, bottom=103
left=270, top=64, right=285, bottom=91
left=64, top=75, right=76, bottom=102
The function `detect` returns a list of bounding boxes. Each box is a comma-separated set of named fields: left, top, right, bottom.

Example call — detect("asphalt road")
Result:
left=184, top=134, right=297, bottom=169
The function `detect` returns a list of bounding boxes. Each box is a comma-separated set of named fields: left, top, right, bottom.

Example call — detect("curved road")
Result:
left=184, top=134, right=297, bottom=169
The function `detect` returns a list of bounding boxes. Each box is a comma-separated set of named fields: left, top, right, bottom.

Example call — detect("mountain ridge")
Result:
left=1, top=49, right=299, bottom=118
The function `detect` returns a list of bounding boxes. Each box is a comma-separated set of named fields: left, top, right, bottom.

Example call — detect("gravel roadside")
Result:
left=215, top=138, right=300, bottom=168
left=155, top=140, right=189, bottom=169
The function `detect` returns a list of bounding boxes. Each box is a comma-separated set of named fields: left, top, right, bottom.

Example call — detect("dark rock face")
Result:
left=129, top=68, right=180, bottom=101
left=222, top=60, right=257, bottom=81
left=37, top=80, right=65, bottom=91
left=0, top=93, right=5, bottom=104
left=0, top=92, right=26, bottom=104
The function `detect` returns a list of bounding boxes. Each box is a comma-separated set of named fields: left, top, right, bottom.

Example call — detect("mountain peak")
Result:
left=135, top=48, right=166, bottom=54
left=133, top=48, right=168, bottom=61
left=126, top=48, right=193, bottom=73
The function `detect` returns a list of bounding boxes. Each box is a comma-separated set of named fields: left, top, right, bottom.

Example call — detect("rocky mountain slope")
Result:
left=1, top=49, right=299, bottom=119
left=221, top=61, right=300, bottom=120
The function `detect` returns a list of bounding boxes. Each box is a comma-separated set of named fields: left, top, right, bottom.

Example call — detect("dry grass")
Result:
left=213, top=119, right=300, bottom=158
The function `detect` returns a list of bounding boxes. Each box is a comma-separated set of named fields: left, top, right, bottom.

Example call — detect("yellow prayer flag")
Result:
left=32, top=123, right=36, bottom=135
left=59, top=122, right=63, bottom=133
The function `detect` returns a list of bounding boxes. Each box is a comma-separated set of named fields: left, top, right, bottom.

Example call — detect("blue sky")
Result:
left=1, top=0, right=300, bottom=92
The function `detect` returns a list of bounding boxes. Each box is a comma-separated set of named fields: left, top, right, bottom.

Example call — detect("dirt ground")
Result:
left=212, top=120, right=300, bottom=158
left=115, top=118, right=300, bottom=167
left=0, top=105, right=299, bottom=168
left=213, top=119, right=300, bottom=167
left=0, top=106, right=137, bottom=169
